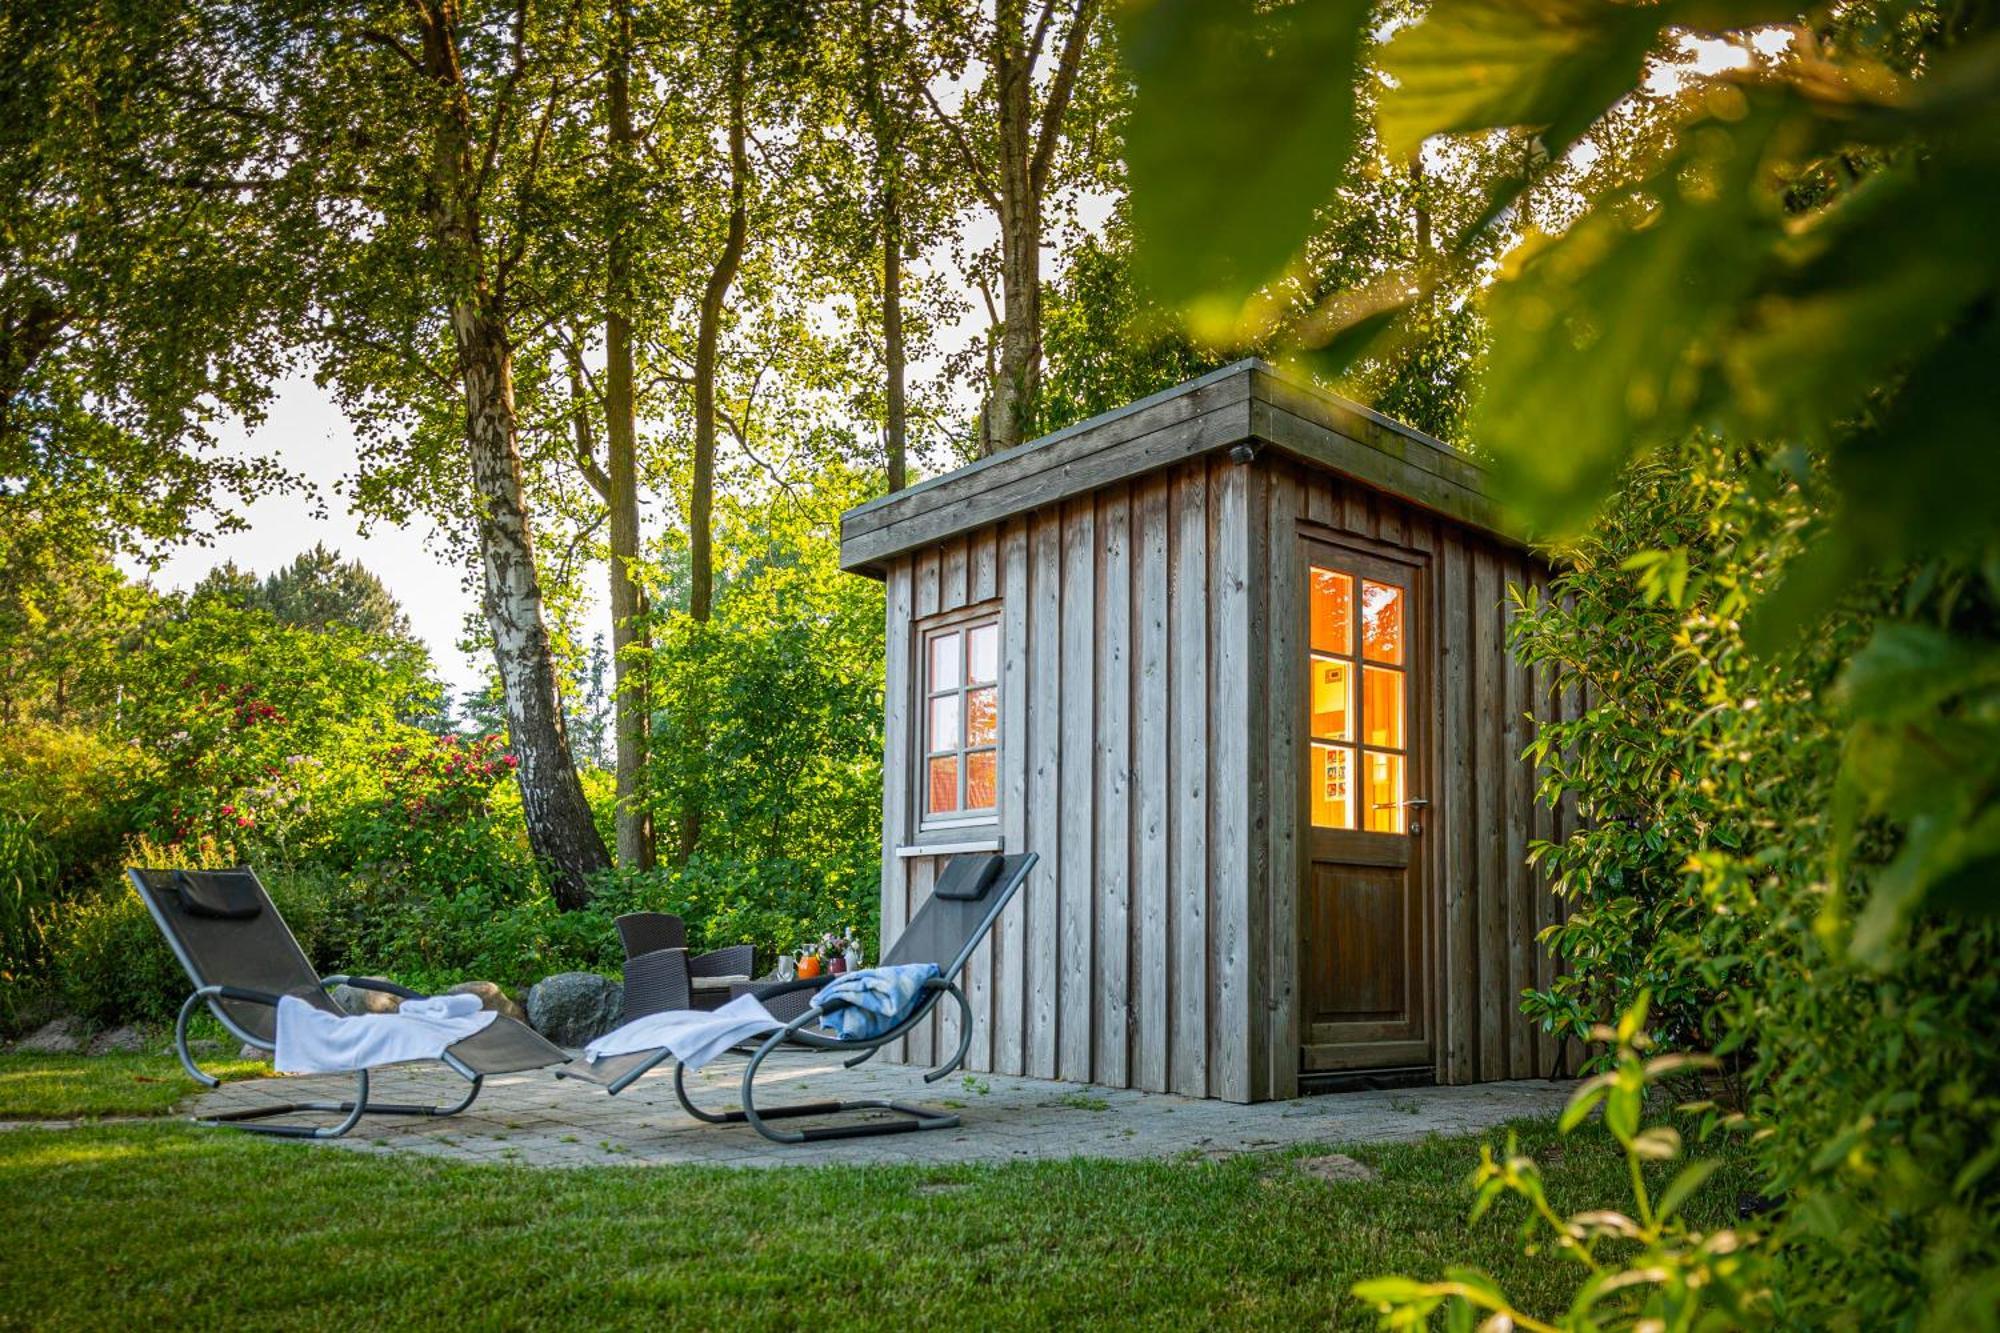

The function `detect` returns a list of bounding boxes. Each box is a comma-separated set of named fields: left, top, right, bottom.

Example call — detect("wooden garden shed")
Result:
left=838, top=360, right=1573, bottom=1103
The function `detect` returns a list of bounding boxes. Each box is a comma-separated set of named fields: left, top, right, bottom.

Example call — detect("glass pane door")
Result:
left=1308, top=562, right=1409, bottom=833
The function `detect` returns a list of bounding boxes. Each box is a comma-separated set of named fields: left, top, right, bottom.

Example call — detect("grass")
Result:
left=0, top=1053, right=270, bottom=1119
left=0, top=1099, right=1757, bottom=1329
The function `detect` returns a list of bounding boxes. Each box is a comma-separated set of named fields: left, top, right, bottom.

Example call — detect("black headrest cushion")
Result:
left=932, top=855, right=1003, bottom=901
left=173, top=870, right=263, bottom=920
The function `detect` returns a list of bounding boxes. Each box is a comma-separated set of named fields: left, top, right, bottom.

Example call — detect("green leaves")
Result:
left=1378, top=0, right=1668, bottom=160
left=1476, top=93, right=1793, bottom=534
left=1119, top=0, right=1368, bottom=331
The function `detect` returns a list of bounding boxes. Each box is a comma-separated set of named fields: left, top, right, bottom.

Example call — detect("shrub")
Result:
left=1508, top=441, right=2000, bottom=1326
left=42, top=855, right=352, bottom=1029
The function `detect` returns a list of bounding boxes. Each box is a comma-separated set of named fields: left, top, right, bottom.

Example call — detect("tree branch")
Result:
left=919, top=81, right=1000, bottom=211
left=1030, top=0, right=1098, bottom=197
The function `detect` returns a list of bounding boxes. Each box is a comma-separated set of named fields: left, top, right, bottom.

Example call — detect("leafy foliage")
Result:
left=1356, top=996, right=1769, bottom=1331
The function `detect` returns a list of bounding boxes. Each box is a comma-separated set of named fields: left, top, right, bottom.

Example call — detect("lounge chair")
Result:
left=129, top=866, right=568, bottom=1139
left=560, top=851, right=1036, bottom=1144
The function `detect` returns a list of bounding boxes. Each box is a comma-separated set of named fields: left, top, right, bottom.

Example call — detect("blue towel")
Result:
left=814, top=963, right=941, bottom=1041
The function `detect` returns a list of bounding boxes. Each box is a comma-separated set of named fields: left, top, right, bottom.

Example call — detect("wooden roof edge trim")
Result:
left=838, top=359, right=1519, bottom=576
left=841, top=358, right=1262, bottom=535
left=839, top=396, right=1251, bottom=575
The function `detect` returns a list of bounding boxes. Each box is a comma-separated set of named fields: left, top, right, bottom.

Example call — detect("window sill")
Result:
left=895, top=838, right=1003, bottom=858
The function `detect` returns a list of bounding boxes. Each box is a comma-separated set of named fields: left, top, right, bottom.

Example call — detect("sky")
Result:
left=135, top=372, right=490, bottom=700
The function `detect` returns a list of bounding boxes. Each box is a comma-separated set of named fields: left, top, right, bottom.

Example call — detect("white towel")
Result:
left=584, top=994, right=783, bottom=1072
left=274, top=993, right=497, bottom=1075
left=395, top=993, right=483, bottom=1021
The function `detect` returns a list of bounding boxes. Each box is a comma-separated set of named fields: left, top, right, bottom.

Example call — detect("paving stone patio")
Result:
left=188, top=1050, right=1576, bottom=1169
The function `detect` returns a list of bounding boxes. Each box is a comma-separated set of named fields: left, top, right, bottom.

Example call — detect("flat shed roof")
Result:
left=839, top=358, right=1514, bottom=577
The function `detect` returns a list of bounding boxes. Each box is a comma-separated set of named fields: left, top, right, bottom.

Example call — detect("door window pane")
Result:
left=928, top=694, right=960, bottom=752
left=1310, top=658, right=1353, bottom=741
left=964, top=686, right=997, bottom=747
left=966, top=623, right=999, bottom=684
left=1364, top=751, right=1405, bottom=833
left=1361, top=580, right=1404, bottom=665
left=1310, top=743, right=1355, bottom=829
left=966, top=749, right=997, bottom=809
left=1363, top=666, right=1404, bottom=750
left=1309, top=568, right=1352, bottom=656
left=929, top=631, right=962, bottom=689
left=927, top=755, right=959, bottom=815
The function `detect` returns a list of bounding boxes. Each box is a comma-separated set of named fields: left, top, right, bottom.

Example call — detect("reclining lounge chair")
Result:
left=561, top=852, right=1036, bottom=1145
left=129, top=866, right=568, bottom=1139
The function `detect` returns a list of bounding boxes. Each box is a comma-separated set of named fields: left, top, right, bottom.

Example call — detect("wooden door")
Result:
left=1297, top=536, right=1431, bottom=1073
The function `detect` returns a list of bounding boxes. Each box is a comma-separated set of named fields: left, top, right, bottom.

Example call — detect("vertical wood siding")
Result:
left=876, top=452, right=1561, bottom=1100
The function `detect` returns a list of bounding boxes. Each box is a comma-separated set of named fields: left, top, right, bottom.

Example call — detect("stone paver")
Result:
left=184, top=1048, right=1576, bottom=1169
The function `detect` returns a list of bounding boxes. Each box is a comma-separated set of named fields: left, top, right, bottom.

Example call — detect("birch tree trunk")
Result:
left=417, top=0, right=609, bottom=907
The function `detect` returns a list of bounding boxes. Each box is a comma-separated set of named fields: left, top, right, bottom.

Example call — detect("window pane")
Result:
left=927, top=755, right=959, bottom=814
left=1361, top=580, right=1404, bottom=665
left=1310, top=743, right=1355, bottom=830
left=929, top=630, right=962, bottom=690
left=1310, top=657, right=1353, bottom=741
left=1364, top=751, right=1406, bottom=833
left=1309, top=568, right=1353, bottom=656
left=927, top=693, right=960, bottom=753
left=965, top=686, right=997, bottom=746
left=1363, top=666, right=1405, bottom=750
left=966, top=749, right=997, bottom=809
left=966, top=623, right=999, bottom=684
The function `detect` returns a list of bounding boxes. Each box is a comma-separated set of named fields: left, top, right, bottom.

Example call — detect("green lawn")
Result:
left=0, top=1096, right=1757, bottom=1330
left=0, top=1052, right=270, bottom=1119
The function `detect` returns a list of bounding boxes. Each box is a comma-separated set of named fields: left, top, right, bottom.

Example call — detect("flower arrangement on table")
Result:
left=794, top=929, right=863, bottom=979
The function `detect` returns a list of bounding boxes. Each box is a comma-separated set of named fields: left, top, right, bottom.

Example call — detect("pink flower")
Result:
left=502, top=754, right=519, bottom=770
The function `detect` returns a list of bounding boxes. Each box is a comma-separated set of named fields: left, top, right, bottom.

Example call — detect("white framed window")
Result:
left=918, top=614, right=1000, bottom=829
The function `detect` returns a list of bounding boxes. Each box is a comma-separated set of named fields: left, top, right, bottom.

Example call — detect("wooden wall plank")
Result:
left=1441, top=534, right=1476, bottom=1083
left=994, top=518, right=1031, bottom=1075
left=1210, top=459, right=1254, bottom=1102
left=1503, top=559, right=1536, bottom=1079
left=908, top=856, right=938, bottom=1065
left=1059, top=499, right=1097, bottom=1083
left=1265, top=469, right=1302, bottom=1100
left=1170, top=459, right=1211, bottom=1098
left=1095, top=485, right=1134, bottom=1089
left=1133, top=477, right=1172, bottom=1092
left=940, top=536, right=968, bottom=613
left=1026, top=512, right=1063, bottom=1080
left=879, top=559, right=914, bottom=1064
left=969, top=528, right=999, bottom=605
left=1530, top=569, right=1557, bottom=1078
left=1474, top=545, right=1507, bottom=1081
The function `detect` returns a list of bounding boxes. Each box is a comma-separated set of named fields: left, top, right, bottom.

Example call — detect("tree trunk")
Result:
left=688, top=56, right=749, bottom=625
left=418, top=0, right=609, bottom=908
left=680, top=53, right=750, bottom=861
left=981, top=6, right=1039, bottom=457
left=861, top=1, right=907, bottom=492
left=977, top=0, right=1095, bottom=456
left=605, top=0, right=653, bottom=870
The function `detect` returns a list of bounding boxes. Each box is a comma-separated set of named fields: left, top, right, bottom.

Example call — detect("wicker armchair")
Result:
left=614, top=913, right=755, bottom=1016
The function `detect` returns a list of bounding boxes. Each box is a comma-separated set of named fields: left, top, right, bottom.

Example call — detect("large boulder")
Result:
left=16, top=1017, right=86, bottom=1054
left=87, top=1024, right=148, bottom=1055
left=524, top=972, right=624, bottom=1046
left=328, top=978, right=403, bottom=1015
left=446, top=980, right=527, bottom=1024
